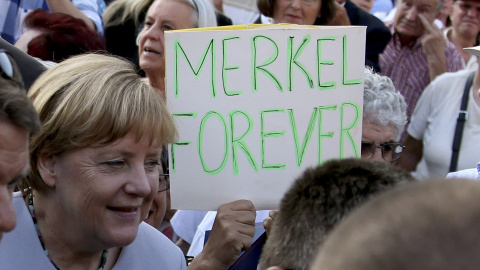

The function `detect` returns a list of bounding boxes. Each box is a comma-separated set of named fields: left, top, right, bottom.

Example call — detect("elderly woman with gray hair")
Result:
left=137, top=0, right=217, bottom=94
left=104, top=0, right=217, bottom=76
left=361, top=67, right=408, bottom=163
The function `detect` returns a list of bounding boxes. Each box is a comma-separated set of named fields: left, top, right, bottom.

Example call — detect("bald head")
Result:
left=312, top=179, right=480, bottom=270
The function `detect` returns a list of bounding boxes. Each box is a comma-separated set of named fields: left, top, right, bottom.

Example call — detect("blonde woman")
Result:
left=0, top=54, right=185, bottom=269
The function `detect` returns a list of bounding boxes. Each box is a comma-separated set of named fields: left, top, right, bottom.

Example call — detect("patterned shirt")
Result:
left=0, top=0, right=105, bottom=44
left=380, top=22, right=464, bottom=119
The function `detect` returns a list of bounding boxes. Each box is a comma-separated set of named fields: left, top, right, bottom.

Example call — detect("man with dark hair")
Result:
left=0, top=68, right=41, bottom=241
left=258, top=158, right=415, bottom=270
left=311, top=179, right=480, bottom=270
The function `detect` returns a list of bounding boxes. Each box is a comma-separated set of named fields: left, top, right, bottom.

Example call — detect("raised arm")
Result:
left=188, top=200, right=256, bottom=270
left=418, top=14, right=448, bottom=81
left=46, top=0, right=98, bottom=31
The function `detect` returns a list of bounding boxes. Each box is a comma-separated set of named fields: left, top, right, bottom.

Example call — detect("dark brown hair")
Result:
left=0, top=77, right=41, bottom=135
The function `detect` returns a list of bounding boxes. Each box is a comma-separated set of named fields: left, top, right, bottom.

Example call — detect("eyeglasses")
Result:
left=455, top=1, right=480, bottom=15
left=361, top=142, right=405, bottom=162
left=0, top=50, right=24, bottom=88
left=282, top=0, right=320, bottom=6
left=159, top=174, right=170, bottom=192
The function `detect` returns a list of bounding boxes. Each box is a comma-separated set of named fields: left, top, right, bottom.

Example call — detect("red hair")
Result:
left=24, top=9, right=106, bottom=62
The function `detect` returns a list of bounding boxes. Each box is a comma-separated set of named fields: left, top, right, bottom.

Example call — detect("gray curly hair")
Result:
left=363, top=67, right=407, bottom=141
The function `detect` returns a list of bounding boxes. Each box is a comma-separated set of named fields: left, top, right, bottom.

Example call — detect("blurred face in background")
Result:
left=450, top=0, right=480, bottom=39
left=0, top=119, right=29, bottom=241
left=361, top=121, right=400, bottom=163
left=394, top=0, right=440, bottom=42
left=272, top=0, right=322, bottom=25
left=138, top=0, right=196, bottom=88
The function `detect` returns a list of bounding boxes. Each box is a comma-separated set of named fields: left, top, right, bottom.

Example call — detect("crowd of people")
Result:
left=1, top=0, right=480, bottom=269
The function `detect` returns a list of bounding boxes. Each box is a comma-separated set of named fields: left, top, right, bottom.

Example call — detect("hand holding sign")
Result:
left=419, top=13, right=447, bottom=80
left=192, top=200, right=257, bottom=270
left=263, top=210, right=279, bottom=236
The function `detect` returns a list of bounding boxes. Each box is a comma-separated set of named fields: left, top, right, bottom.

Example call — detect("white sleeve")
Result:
left=407, top=82, right=435, bottom=140
left=171, top=210, right=208, bottom=244
left=72, top=0, right=105, bottom=34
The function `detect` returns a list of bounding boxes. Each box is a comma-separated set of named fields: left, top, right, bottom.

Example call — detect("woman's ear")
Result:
left=37, top=155, right=56, bottom=187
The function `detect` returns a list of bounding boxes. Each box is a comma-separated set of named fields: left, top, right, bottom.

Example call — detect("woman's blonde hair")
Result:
left=103, top=0, right=154, bottom=28
left=22, top=53, right=178, bottom=193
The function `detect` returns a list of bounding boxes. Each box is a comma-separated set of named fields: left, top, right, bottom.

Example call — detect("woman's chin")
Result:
left=104, top=227, right=139, bottom=247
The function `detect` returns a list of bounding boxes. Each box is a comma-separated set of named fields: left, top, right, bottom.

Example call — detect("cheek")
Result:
left=137, top=31, right=146, bottom=50
left=152, top=193, right=167, bottom=227
left=273, top=2, right=286, bottom=18
left=307, top=5, right=321, bottom=21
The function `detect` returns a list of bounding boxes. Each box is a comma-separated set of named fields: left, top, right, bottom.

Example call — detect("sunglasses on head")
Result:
left=0, top=50, right=24, bottom=88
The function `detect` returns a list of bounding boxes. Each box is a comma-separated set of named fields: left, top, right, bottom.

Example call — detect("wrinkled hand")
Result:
left=190, top=200, right=256, bottom=270
left=328, top=2, right=351, bottom=26
left=419, top=14, right=446, bottom=56
left=263, top=210, right=279, bottom=236
left=419, top=14, right=447, bottom=79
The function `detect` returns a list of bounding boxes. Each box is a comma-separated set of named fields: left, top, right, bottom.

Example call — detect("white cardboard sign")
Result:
left=165, top=25, right=366, bottom=210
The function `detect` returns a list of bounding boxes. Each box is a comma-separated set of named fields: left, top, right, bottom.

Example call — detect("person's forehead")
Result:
left=362, top=122, right=396, bottom=142
left=401, top=0, right=439, bottom=7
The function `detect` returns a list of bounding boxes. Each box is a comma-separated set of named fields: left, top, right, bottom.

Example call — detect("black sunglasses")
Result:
left=0, top=50, right=24, bottom=88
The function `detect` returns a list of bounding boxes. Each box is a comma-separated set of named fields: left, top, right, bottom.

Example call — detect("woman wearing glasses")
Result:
left=361, top=67, right=407, bottom=163
left=0, top=54, right=186, bottom=269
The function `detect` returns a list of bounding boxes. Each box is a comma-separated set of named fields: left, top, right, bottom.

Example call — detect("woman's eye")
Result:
left=105, top=160, right=125, bottom=168
left=162, top=25, right=174, bottom=31
left=145, top=160, right=160, bottom=170
left=144, top=21, right=153, bottom=29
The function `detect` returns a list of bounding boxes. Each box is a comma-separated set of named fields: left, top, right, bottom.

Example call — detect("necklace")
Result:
left=27, top=194, right=108, bottom=270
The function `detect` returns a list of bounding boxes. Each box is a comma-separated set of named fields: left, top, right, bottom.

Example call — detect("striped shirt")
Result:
left=380, top=22, right=464, bottom=120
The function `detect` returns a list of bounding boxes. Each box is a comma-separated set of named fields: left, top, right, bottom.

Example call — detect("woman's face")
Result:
left=143, top=169, right=167, bottom=229
left=272, top=0, right=322, bottom=25
left=361, top=121, right=397, bottom=163
left=138, top=0, right=195, bottom=81
left=42, top=130, right=162, bottom=248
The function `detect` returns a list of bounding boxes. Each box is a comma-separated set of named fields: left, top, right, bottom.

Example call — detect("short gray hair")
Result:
left=363, top=67, right=407, bottom=141
left=181, top=0, right=217, bottom=28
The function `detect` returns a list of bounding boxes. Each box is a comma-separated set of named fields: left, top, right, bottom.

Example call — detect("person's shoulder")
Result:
left=431, top=69, right=473, bottom=85
left=114, top=223, right=186, bottom=269
left=135, top=222, right=182, bottom=252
